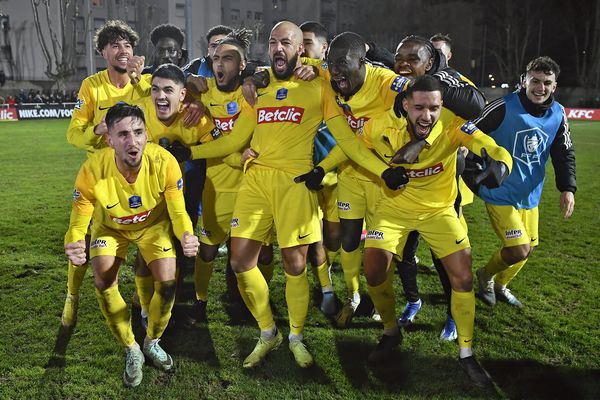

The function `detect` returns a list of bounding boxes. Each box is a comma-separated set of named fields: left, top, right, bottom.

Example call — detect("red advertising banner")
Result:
left=0, top=105, right=18, bottom=121
left=565, top=108, right=600, bottom=121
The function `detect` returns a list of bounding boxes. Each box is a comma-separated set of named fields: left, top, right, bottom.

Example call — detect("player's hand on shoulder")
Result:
left=94, top=117, right=108, bottom=136
left=474, top=148, right=508, bottom=189
left=391, top=140, right=426, bottom=164
left=294, top=65, right=318, bottom=81
left=381, top=166, right=409, bottom=190
left=167, top=140, right=192, bottom=162
left=182, top=99, right=205, bottom=128
left=65, top=240, right=87, bottom=266
left=181, top=231, right=199, bottom=257
left=127, top=55, right=145, bottom=84
left=186, top=74, right=209, bottom=95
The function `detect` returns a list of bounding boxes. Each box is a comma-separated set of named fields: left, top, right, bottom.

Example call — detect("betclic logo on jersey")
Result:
left=257, top=106, right=305, bottom=124
left=213, top=114, right=239, bottom=132
left=345, top=113, right=369, bottom=131
left=405, top=162, right=444, bottom=178
left=111, top=208, right=154, bottom=225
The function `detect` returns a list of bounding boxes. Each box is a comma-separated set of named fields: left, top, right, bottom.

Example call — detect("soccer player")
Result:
left=310, top=31, right=411, bottom=328
left=392, top=35, right=485, bottom=340
left=472, top=56, right=576, bottom=308
left=143, top=24, right=188, bottom=74
left=430, top=33, right=453, bottom=64
left=184, top=25, right=234, bottom=77
left=168, top=21, right=408, bottom=368
left=181, top=29, right=275, bottom=322
left=64, top=103, right=199, bottom=387
left=61, top=20, right=150, bottom=327
left=362, top=75, right=511, bottom=387
left=300, top=21, right=339, bottom=315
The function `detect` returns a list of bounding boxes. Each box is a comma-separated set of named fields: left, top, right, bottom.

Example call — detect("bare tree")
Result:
left=30, top=0, right=79, bottom=89
left=485, top=0, right=540, bottom=84
left=562, top=1, right=600, bottom=90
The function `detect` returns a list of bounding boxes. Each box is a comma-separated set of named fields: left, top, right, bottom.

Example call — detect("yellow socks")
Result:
left=326, top=249, right=338, bottom=266
left=147, top=280, right=177, bottom=340
left=95, top=285, right=135, bottom=347
left=235, top=267, right=274, bottom=331
left=258, top=260, right=275, bottom=284
left=194, top=257, right=214, bottom=301
left=484, top=249, right=510, bottom=276
left=314, top=261, right=332, bottom=291
left=67, top=261, right=88, bottom=296
left=495, top=259, right=528, bottom=287
left=367, top=273, right=396, bottom=331
left=340, top=247, right=361, bottom=296
left=285, top=269, right=309, bottom=335
left=134, top=274, right=154, bottom=315
left=451, top=289, right=475, bottom=350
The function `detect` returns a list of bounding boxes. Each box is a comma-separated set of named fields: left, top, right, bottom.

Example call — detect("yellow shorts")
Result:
left=90, top=218, right=176, bottom=263
left=318, top=171, right=339, bottom=223
left=200, top=189, right=237, bottom=245
left=337, top=171, right=382, bottom=223
left=485, top=203, right=539, bottom=247
left=365, top=204, right=470, bottom=259
left=231, top=166, right=321, bottom=248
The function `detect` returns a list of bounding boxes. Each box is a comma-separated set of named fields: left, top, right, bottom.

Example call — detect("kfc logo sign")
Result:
left=565, top=108, right=600, bottom=120
left=214, top=115, right=239, bottom=132
left=405, top=162, right=444, bottom=178
left=257, top=106, right=304, bottom=124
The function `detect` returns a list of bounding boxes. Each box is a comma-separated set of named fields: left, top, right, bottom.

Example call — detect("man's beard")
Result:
left=216, top=75, right=240, bottom=92
left=272, top=54, right=298, bottom=80
left=114, top=65, right=127, bottom=74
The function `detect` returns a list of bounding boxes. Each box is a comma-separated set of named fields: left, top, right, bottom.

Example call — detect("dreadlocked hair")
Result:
left=218, top=28, right=252, bottom=60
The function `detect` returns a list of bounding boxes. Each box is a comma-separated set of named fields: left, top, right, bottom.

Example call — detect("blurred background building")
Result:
left=0, top=0, right=599, bottom=106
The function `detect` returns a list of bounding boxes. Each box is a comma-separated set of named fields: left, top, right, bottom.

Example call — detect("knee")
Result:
left=157, top=280, right=177, bottom=303
left=341, top=229, right=361, bottom=252
left=199, top=244, right=217, bottom=263
left=504, top=244, right=530, bottom=264
left=258, top=246, right=273, bottom=266
left=94, top=275, right=113, bottom=291
left=363, top=249, right=388, bottom=286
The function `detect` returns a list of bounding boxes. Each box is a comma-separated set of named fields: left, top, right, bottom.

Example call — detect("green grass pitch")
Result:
left=0, top=119, right=598, bottom=399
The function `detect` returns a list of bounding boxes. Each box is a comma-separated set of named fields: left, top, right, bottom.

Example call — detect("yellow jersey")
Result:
left=364, top=108, right=512, bottom=212
left=190, top=70, right=390, bottom=178
left=67, top=70, right=151, bottom=154
left=199, top=78, right=246, bottom=193
left=319, top=64, right=410, bottom=181
left=65, top=143, right=191, bottom=243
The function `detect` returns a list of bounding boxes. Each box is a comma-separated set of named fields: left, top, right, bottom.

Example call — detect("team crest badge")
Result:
left=227, top=101, right=238, bottom=115
left=177, top=178, right=183, bottom=190
left=74, top=98, right=84, bottom=110
left=129, top=195, right=142, bottom=209
left=276, top=88, right=288, bottom=100
left=460, top=121, right=478, bottom=135
left=513, top=127, right=549, bottom=166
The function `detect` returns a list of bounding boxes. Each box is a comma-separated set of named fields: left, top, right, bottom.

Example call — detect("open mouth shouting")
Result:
left=273, top=53, right=288, bottom=73
left=215, top=70, right=226, bottom=85
left=155, top=99, right=170, bottom=116
left=413, top=118, right=433, bottom=139
left=332, top=75, right=350, bottom=92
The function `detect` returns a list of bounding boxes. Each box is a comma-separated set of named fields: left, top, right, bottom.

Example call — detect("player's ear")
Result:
left=179, top=86, right=186, bottom=102
left=240, top=58, right=247, bottom=73
left=402, top=97, right=409, bottom=112
left=425, top=57, right=434, bottom=72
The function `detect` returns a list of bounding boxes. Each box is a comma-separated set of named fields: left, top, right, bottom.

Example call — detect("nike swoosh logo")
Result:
left=464, top=339, right=472, bottom=343
left=98, top=106, right=111, bottom=110
left=209, top=103, right=221, bottom=106
left=384, top=154, right=393, bottom=158
left=530, top=237, right=537, bottom=242
left=257, top=92, right=266, bottom=97
left=455, top=237, right=467, bottom=244
left=298, top=233, right=311, bottom=239
left=107, top=202, right=119, bottom=209
left=162, top=247, right=172, bottom=252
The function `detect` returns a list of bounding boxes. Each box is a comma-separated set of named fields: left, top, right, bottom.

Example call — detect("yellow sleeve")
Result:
left=222, top=152, right=243, bottom=169
left=380, top=72, right=410, bottom=109
left=64, top=164, right=95, bottom=244
left=196, top=115, right=216, bottom=144
left=67, top=81, right=105, bottom=151
left=451, top=119, right=513, bottom=173
left=164, top=156, right=193, bottom=240
left=325, top=115, right=389, bottom=177
left=190, top=104, right=255, bottom=159
left=131, top=73, right=152, bottom=98
left=317, top=145, right=348, bottom=172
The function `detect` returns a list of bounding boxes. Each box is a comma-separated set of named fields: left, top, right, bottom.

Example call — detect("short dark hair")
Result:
left=430, top=33, right=452, bottom=50
left=94, top=20, right=139, bottom=53
left=206, top=25, right=233, bottom=42
left=399, top=35, right=435, bottom=61
left=300, top=21, right=328, bottom=42
left=152, top=63, right=186, bottom=86
left=218, top=28, right=253, bottom=60
left=526, top=56, right=560, bottom=79
left=105, top=103, right=145, bottom=130
left=150, top=23, right=185, bottom=48
left=329, top=31, right=366, bottom=58
left=405, top=75, right=442, bottom=98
